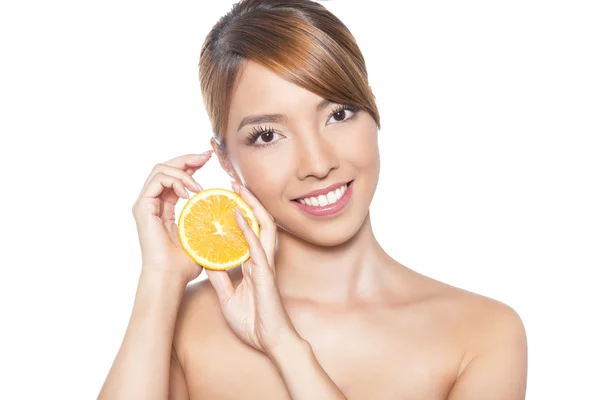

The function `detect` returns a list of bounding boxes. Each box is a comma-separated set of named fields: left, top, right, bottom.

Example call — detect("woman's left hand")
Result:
left=205, top=181, right=299, bottom=357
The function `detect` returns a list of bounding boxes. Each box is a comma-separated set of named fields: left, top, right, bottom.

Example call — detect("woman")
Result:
left=99, top=0, right=527, bottom=398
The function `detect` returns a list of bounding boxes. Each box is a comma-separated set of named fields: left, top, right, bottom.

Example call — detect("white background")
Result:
left=1, top=0, right=598, bottom=398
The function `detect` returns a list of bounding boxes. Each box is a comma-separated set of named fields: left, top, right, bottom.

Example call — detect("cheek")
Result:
left=337, top=121, right=380, bottom=171
left=232, top=149, right=293, bottom=205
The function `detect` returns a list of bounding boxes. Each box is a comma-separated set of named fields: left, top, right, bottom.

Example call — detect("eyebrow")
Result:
left=237, top=99, right=333, bottom=131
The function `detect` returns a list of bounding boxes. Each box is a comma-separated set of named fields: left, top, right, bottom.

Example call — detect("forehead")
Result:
left=228, top=61, right=322, bottom=121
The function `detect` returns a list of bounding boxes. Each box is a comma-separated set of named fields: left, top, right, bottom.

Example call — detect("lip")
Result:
left=292, top=181, right=353, bottom=217
left=294, top=181, right=350, bottom=200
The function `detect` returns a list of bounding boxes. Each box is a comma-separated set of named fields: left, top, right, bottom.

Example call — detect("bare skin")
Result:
left=171, top=220, right=526, bottom=399
left=99, top=61, right=527, bottom=399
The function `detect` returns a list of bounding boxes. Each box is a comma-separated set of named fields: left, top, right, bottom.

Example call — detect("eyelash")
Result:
left=247, top=104, right=360, bottom=147
left=248, top=124, right=276, bottom=146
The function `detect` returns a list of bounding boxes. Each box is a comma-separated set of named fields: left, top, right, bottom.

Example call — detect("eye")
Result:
left=327, top=105, right=359, bottom=124
left=248, top=125, right=284, bottom=147
left=255, top=130, right=280, bottom=144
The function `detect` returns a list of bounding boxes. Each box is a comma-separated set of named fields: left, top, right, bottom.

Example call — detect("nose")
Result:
left=296, top=133, right=340, bottom=181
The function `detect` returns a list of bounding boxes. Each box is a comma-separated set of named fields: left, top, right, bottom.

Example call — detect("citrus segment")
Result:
left=177, top=188, right=259, bottom=270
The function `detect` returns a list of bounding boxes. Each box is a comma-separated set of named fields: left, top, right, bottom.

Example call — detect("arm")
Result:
left=448, top=306, right=528, bottom=400
left=98, top=272, right=189, bottom=400
left=268, top=335, right=348, bottom=400
left=98, top=153, right=211, bottom=399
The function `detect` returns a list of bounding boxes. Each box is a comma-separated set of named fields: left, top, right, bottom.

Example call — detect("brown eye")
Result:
left=327, top=106, right=358, bottom=124
left=248, top=128, right=283, bottom=147
left=332, top=110, right=346, bottom=122
left=261, top=132, right=274, bottom=142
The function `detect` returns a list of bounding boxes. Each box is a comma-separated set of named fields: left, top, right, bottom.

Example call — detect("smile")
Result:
left=293, top=181, right=354, bottom=217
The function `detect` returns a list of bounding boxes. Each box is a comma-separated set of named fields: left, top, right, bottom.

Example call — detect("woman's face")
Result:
left=220, top=60, right=380, bottom=246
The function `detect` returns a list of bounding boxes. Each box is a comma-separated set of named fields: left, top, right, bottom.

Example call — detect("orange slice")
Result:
left=177, top=188, right=259, bottom=270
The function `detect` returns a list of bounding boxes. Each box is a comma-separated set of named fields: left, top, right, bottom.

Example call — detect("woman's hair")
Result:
left=199, top=0, right=380, bottom=152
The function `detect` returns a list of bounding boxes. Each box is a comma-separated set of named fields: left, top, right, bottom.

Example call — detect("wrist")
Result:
left=138, top=269, right=188, bottom=294
left=267, top=330, right=311, bottom=365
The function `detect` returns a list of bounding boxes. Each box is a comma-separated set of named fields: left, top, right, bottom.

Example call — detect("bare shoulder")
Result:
left=172, top=268, right=245, bottom=365
left=418, top=277, right=528, bottom=398
left=426, top=276, right=526, bottom=343
left=411, top=275, right=528, bottom=398
left=422, top=276, right=527, bottom=376
left=445, top=283, right=525, bottom=343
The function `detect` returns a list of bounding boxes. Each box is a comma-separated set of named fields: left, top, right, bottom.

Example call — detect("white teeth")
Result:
left=327, top=192, right=337, bottom=204
left=298, top=183, right=348, bottom=207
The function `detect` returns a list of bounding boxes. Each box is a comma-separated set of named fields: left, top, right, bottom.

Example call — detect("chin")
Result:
left=295, top=216, right=368, bottom=247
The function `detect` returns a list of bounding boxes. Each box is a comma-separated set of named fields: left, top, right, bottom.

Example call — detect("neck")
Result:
left=274, top=212, right=394, bottom=304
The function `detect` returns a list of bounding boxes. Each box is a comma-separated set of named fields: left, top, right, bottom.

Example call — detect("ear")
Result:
left=210, top=138, right=240, bottom=182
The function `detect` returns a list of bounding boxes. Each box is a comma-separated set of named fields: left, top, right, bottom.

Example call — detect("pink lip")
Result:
left=293, top=181, right=353, bottom=217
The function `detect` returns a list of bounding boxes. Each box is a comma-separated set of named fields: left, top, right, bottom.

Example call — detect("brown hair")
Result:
left=199, top=0, right=380, bottom=151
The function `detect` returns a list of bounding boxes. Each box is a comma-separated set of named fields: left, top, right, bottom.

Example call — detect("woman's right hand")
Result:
left=131, top=151, right=213, bottom=283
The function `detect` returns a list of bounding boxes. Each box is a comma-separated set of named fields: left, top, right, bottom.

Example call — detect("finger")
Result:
left=164, top=151, right=212, bottom=169
left=139, top=168, right=201, bottom=205
left=137, top=173, right=189, bottom=204
left=184, top=167, right=196, bottom=177
left=143, top=163, right=204, bottom=196
left=152, top=167, right=202, bottom=224
left=161, top=164, right=203, bottom=193
left=206, top=269, right=235, bottom=305
left=142, top=152, right=211, bottom=190
left=133, top=175, right=187, bottom=221
left=232, top=182, right=276, bottom=269
left=160, top=178, right=188, bottom=222
left=241, top=260, right=251, bottom=281
left=234, top=208, right=274, bottom=285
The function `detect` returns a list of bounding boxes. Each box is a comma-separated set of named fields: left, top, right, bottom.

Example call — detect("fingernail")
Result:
left=231, top=181, right=240, bottom=193
left=195, top=181, right=203, bottom=191
left=199, top=150, right=213, bottom=156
